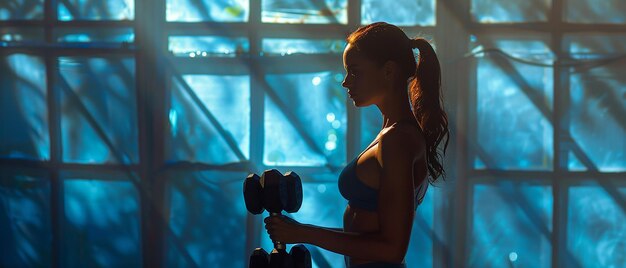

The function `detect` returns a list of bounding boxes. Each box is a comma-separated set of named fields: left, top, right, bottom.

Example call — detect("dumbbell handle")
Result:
left=269, top=212, right=285, bottom=250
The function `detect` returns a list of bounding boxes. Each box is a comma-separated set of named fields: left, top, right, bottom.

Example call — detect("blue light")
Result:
left=326, top=112, right=336, bottom=122
left=169, top=109, right=178, bottom=136
left=312, top=76, right=321, bottom=86
left=509, top=252, right=518, bottom=262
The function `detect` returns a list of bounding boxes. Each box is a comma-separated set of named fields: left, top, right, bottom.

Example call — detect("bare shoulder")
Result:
left=384, top=123, right=425, bottom=148
left=376, top=124, right=425, bottom=163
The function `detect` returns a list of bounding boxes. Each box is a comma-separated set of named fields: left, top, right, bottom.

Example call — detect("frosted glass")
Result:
left=262, top=0, right=347, bottom=24
left=59, top=57, right=138, bottom=164
left=470, top=183, right=553, bottom=267
left=166, top=171, right=247, bottom=268
left=567, top=186, right=626, bottom=267
left=471, top=0, right=551, bottom=23
left=263, top=71, right=347, bottom=167
left=0, top=54, right=49, bottom=160
left=362, top=0, right=435, bottom=26
left=569, top=67, right=626, bottom=171
left=55, top=28, right=134, bottom=43
left=568, top=35, right=626, bottom=171
left=0, top=173, right=51, bottom=267
left=476, top=39, right=554, bottom=170
left=565, top=0, right=626, bottom=24
left=166, top=0, right=248, bottom=22
left=0, top=0, right=44, bottom=20
left=59, top=0, right=134, bottom=21
left=167, top=75, right=250, bottom=164
left=63, top=179, right=141, bottom=267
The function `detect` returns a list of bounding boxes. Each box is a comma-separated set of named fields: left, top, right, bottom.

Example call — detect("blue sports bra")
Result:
left=338, top=120, right=428, bottom=212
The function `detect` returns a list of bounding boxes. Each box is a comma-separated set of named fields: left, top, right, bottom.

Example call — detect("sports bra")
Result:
left=338, top=120, right=428, bottom=212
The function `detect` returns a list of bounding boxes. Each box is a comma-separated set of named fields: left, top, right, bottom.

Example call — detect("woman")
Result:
left=264, top=22, right=449, bottom=268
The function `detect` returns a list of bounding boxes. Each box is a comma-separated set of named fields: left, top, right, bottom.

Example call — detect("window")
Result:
left=466, top=0, right=626, bottom=267
left=1, top=1, right=624, bottom=267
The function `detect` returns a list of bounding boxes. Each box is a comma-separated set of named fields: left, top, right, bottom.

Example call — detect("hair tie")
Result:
left=410, top=38, right=429, bottom=51
left=409, top=38, right=419, bottom=49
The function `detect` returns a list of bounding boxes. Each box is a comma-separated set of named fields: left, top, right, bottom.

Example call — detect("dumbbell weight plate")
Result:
left=249, top=248, right=269, bottom=268
left=244, top=173, right=265, bottom=214
left=283, top=171, right=303, bottom=213
left=260, top=169, right=288, bottom=213
left=268, top=248, right=293, bottom=268
left=290, top=244, right=312, bottom=268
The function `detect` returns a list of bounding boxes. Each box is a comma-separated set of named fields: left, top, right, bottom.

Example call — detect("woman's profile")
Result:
left=264, top=21, right=450, bottom=268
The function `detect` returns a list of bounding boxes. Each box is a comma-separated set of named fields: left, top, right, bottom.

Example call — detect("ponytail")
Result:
left=409, top=38, right=450, bottom=183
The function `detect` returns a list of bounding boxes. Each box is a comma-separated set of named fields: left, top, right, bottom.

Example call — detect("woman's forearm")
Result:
left=300, top=224, right=402, bottom=263
left=320, top=226, right=343, bottom=232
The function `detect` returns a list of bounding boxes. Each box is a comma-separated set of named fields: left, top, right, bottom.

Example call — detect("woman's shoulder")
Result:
left=383, top=121, right=425, bottom=145
left=378, top=123, right=425, bottom=155
left=379, top=124, right=423, bottom=150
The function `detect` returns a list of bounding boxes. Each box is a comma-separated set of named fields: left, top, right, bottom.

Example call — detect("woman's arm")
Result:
left=300, top=224, right=401, bottom=263
left=320, top=227, right=343, bottom=232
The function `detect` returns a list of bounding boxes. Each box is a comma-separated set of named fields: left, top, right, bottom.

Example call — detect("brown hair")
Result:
left=346, top=22, right=450, bottom=183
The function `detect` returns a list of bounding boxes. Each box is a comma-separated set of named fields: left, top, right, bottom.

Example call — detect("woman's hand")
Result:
left=264, top=215, right=306, bottom=244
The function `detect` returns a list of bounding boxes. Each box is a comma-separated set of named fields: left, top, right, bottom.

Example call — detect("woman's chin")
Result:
left=351, top=97, right=370, bottom=107
left=350, top=96, right=362, bottom=106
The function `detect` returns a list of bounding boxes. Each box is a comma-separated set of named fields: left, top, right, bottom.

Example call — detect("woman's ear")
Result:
left=382, top=60, right=399, bottom=82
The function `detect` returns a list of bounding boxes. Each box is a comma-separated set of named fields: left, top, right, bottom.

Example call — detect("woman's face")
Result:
left=341, top=43, right=388, bottom=107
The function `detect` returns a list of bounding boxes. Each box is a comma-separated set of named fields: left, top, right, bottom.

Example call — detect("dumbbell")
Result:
left=261, top=169, right=292, bottom=267
left=244, top=170, right=303, bottom=245
left=244, top=169, right=306, bottom=268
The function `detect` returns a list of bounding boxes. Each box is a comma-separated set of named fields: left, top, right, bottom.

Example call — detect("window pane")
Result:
left=260, top=179, right=347, bottom=266
left=63, top=178, right=141, bottom=267
left=0, top=54, right=49, bottom=160
left=566, top=35, right=626, bottom=60
left=569, top=69, right=625, bottom=171
left=0, top=27, right=45, bottom=45
left=166, top=0, right=249, bottom=22
left=58, top=0, right=134, bottom=21
left=55, top=28, right=134, bottom=44
left=567, top=185, right=626, bottom=267
left=58, top=57, right=138, bottom=164
left=263, top=71, right=347, bottom=166
left=471, top=0, right=551, bottom=23
left=470, top=183, right=552, bottom=267
left=0, top=172, right=51, bottom=267
left=567, top=35, right=626, bottom=171
left=475, top=38, right=554, bottom=170
left=565, top=0, right=626, bottom=24
left=167, top=74, right=250, bottom=164
left=166, top=171, right=247, bottom=268
left=0, top=0, right=44, bottom=20
left=262, top=0, right=347, bottom=24
left=262, top=39, right=345, bottom=56
left=362, top=0, right=435, bottom=26
left=168, top=36, right=249, bottom=57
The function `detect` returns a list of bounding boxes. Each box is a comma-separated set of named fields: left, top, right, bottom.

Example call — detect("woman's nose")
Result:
left=341, top=76, right=350, bottom=88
